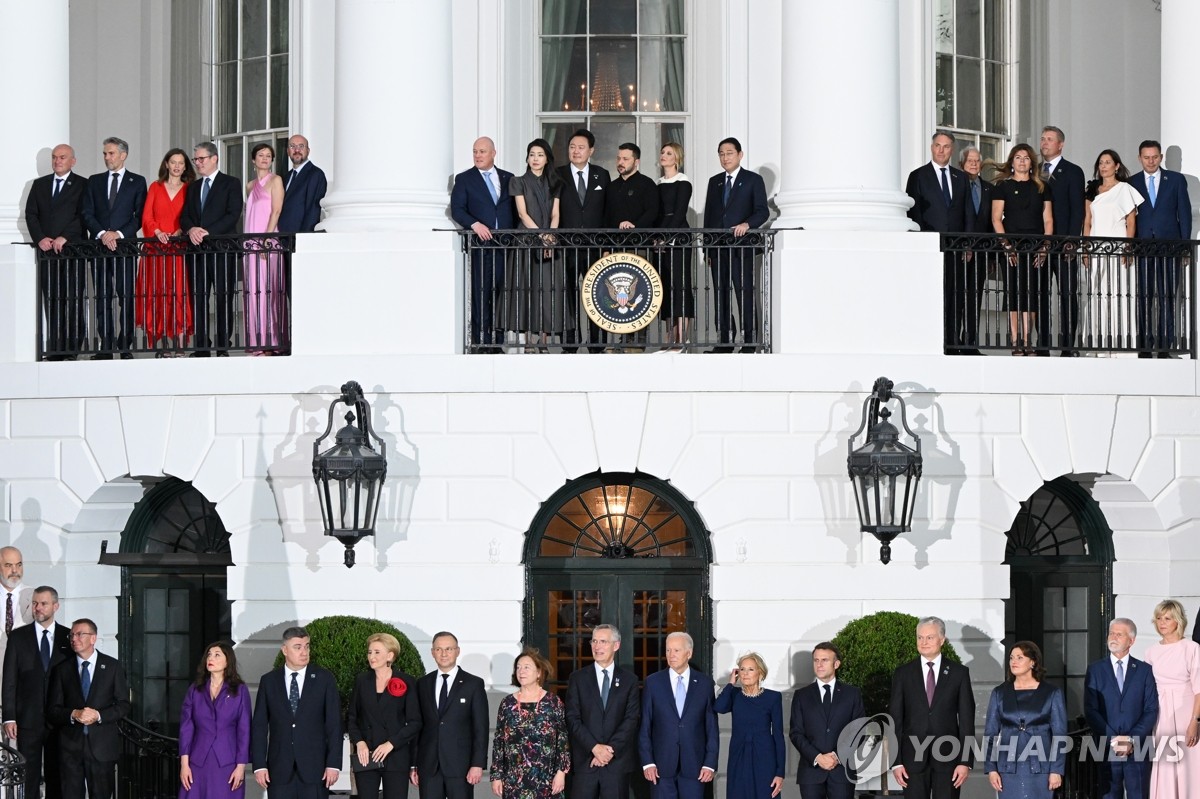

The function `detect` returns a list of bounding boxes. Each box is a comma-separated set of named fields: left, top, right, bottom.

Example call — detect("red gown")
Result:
left=135, top=181, right=192, bottom=347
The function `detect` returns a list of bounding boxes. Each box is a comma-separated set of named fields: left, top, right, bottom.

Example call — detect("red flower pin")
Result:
left=387, top=677, right=407, bottom=697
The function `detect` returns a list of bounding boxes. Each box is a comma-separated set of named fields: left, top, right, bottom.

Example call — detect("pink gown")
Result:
left=243, top=176, right=286, bottom=351
left=1144, top=638, right=1200, bottom=798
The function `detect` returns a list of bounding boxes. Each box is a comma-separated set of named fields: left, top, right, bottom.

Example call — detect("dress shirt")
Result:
left=1109, top=652, right=1129, bottom=680
left=816, top=676, right=838, bottom=693
left=922, top=654, right=943, bottom=687
left=98, top=168, right=127, bottom=239
left=478, top=168, right=500, bottom=198
left=285, top=665, right=308, bottom=700
left=930, top=161, right=953, bottom=199
left=594, top=661, right=617, bottom=693
left=1141, top=170, right=1161, bottom=183
left=75, top=652, right=100, bottom=721
left=723, top=167, right=742, bottom=185
left=435, top=664, right=460, bottom=709
left=1043, top=155, right=1062, bottom=174
left=286, top=160, right=309, bottom=190
left=574, top=164, right=590, bottom=185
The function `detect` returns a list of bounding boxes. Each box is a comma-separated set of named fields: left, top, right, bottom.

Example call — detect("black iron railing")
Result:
left=0, top=741, right=24, bottom=799
left=116, top=718, right=179, bottom=799
left=941, top=232, right=1194, bottom=357
left=1058, top=721, right=1097, bottom=799
left=31, top=233, right=294, bottom=360
left=458, top=228, right=777, bottom=353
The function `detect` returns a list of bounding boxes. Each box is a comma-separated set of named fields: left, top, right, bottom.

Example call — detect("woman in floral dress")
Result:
left=490, top=648, right=569, bottom=799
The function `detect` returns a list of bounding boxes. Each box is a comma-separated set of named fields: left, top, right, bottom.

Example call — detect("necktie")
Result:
left=80, top=661, right=92, bottom=736
left=286, top=170, right=295, bottom=191
left=723, top=174, right=733, bottom=206
left=1116, top=659, right=1125, bottom=693
left=200, top=176, right=211, bottom=210
left=971, top=180, right=981, bottom=214
left=925, top=661, right=936, bottom=706
left=4, top=593, right=11, bottom=635
left=674, top=674, right=686, bottom=716
left=822, top=683, right=831, bottom=707
left=54, top=178, right=63, bottom=199
left=41, top=628, right=51, bottom=671
left=483, top=171, right=499, bottom=203
left=1043, top=162, right=1052, bottom=179
left=109, top=172, right=119, bottom=206
left=289, top=671, right=300, bottom=713
left=1148, top=175, right=1157, bottom=207
left=601, top=668, right=611, bottom=709
left=577, top=170, right=587, bottom=205
left=438, top=673, right=450, bottom=716
left=939, top=167, right=951, bottom=207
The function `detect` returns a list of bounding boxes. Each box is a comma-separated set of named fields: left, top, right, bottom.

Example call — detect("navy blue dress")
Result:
left=714, top=684, right=786, bottom=799
left=983, top=682, right=1067, bottom=798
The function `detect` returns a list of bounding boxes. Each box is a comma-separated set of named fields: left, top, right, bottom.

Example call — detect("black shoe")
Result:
left=120, top=352, right=133, bottom=360
left=1060, top=350, right=1078, bottom=357
left=709, top=345, right=735, bottom=354
left=1157, top=352, right=1173, bottom=359
left=216, top=350, right=230, bottom=357
left=562, top=347, right=579, bottom=354
left=1138, top=352, right=1153, bottom=359
left=90, top=353, right=113, bottom=361
left=587, top=347, right=606, bottom=354
left=189, top=351, right=211, bottom=358
left=1033, top=349, right=1050, bottom=357
left=740, top=346, right=757, bottom=354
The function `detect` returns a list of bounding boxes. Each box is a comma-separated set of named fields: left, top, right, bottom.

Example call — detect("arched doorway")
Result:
left=523, top=471, right=713, bottom=694
left=100, top=477, right=233, bottom=733
left=1005, top=475, right=1115, bottom=720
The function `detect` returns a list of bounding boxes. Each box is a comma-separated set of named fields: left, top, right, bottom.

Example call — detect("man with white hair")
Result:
left=0, top=546, right=34, bottom=715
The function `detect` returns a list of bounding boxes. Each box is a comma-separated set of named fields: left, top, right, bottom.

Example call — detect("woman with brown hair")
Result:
left=991, top=143, right=1053, bottom=355
left=490, top=648, right=570, bottom=798
left=983, top=641, right=1066, bottom=797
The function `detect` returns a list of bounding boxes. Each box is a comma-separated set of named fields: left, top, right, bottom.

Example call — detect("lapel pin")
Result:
left=614, top=679, right=620, bottom=688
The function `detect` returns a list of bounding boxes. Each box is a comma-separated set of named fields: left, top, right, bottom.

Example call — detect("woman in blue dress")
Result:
left=714, top=652, right=785, bottom=799
left=984, top=641, right=1066, bottom=798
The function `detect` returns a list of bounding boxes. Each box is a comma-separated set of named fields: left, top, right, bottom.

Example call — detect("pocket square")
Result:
left=460, top=697, right=466, bottom=703
left=593, top=185, right=602, bottom=190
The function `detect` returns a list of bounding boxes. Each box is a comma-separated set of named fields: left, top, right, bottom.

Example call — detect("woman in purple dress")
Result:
left=179, top=641, right=251, bottom=799
left=243, top=142, right=286, bottom=354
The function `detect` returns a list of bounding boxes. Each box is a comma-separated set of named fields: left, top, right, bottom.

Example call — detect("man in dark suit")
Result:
left=888, top=616, right=974, bottom=799
left=279, top=135, right=327, bottom=234
left=789, top=643, right=865, bottom=799
left=905, top=132, right=971, bottom=356
left=952, top=147, right=995, bottom=355
left=45, top=618, right=131, bottom=799
left=1128, top=140, right=1192, bottom=358
left=703, top=137, right=769, bottom=353
left=451, top=137, right=515, bottom=353
left=180, top=141, right=244, bottom=356
left=1084, top=618, right=1159, bottom=799
left=557, top=129, right=611, bottom=353
left=25, top=144, right=88, bottom=360
left=638, top=631, right=718, bottom=799
left=566, top=624, right=641, bottom=799
left=81, top=137, right=147, bottom=359
left=1037, top=126, right=1086, bottom=356
left=251, top=626, right=342, bottom=799
left=411, top=631, right=489, bottom=799
left=2, top=586, right=71, bottom=799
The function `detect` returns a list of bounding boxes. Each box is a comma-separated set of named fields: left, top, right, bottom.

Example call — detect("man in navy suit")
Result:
left=1084, top=618, right=1159, bottom=799
left=451, top=137, right=515, bottom=353
left=566, top=624, right=641, bottom=799
left=180, top=141, right=244, bottom=356
left=954, top=147, right=995, bottom=354
left=557, top=129, right=611, bottom=353
left=638, top=631, right=718, bottom=799
left=1128, top=140, right=1192, bottom=357
left=789, top=643, right=865, bottom=799
left=82, top=137, right=147, bottom=359
left=252, top=626, right=342, bottom=799
left=279, top=135, right=327, bottom=234
left=1037, top=126, right=1086, bottom=356
left=411, top=631, right=489, bottom=799
left=703, top=137, right=769, bottom=353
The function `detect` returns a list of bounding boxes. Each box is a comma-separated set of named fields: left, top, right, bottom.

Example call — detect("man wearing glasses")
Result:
left=279, top=135, right=327, bottom=234
left=566, top=625, right=641, bottom=799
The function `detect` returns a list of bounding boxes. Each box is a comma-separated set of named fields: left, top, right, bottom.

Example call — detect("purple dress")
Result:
left=243, top=176, right=286, bottom=351
left=178, top=682, right=252, bottom=799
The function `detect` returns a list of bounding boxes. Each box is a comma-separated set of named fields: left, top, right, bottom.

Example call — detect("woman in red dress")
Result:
left=137, top=149, right=195, bottom=355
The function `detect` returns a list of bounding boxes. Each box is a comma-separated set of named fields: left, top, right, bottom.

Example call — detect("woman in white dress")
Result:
left=1082, top=149, right=1142, bottom=354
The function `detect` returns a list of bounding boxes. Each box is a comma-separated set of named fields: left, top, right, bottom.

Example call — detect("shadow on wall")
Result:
left=898, top=381, right=966, bottom=570
left=813, top=381, right=872, bottom=565
left=1164, top=145, right=1200, bottom=235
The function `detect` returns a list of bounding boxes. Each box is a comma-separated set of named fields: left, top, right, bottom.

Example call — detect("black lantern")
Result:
left=312, top=380, right=387, bottom=568
left=847, top=377, right=922, bottom=565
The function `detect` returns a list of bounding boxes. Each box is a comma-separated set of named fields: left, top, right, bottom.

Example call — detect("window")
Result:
left=539, top=0, right=686, bottom=167
left=935, top=0, right=1012, bottom=162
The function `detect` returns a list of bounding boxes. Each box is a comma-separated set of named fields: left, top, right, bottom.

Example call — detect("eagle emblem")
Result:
left=603, top=271, right=643, bottom=314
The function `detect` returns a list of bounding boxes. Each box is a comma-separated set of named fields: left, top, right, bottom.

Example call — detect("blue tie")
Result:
left=483, top=171, right=499, bottom=203
left=41, top=629, right=51, bottom=671
left=1148, top=175, right=1157, bottom=208
left=723, top=174, right=732, bottom=206
left=1116, top=659, right=1125, bottom=693
left=674, top=674, right=686, bottom=717
left=971, top=180, right=981, bottom=214
left=200, top=177, right=211, bottom=210
left=80, top=661, right=92, bottom=736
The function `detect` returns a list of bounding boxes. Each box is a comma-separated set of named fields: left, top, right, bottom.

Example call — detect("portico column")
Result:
left=321, top=0, right=453, bottom=231
left=772, top=0, right=914, bottom=231
left=1161, top=0, right=1200, bottom=219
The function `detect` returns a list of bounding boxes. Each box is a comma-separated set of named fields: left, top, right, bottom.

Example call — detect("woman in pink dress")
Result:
left=136, top=149, right=195, bottom=355
left=243, top=143, right=285, bottom=354
left=1144, top=599, right=1200, bottom=798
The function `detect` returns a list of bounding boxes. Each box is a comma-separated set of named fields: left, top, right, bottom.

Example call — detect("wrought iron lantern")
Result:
left=847, top=377, right=923, bottom=565
left=312, top=380, right=387, bottom=568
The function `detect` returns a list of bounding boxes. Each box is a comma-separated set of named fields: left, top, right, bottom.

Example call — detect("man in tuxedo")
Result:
left=411, top=631, right=489, bottom=799
left=1084, top=618, right=1159, bottom=799
left=1037, top=126, right=1086, bottom=356
left=2, top=586, right=72, bottom=799
left=0, top=547, right=34, bottom=701
left=557, top=129, right=611, bottom=353
left=952, top=147, right=995, bottom=354
left=181, top=141, right=244, bottom=356
left=279, top=135, right=327, bottom=234
left=26, top=144, right=88, bottom=360
left=251, top=626, right=342, bottom=799
left=45, top=618, right=131, bottom=799
left=888, top=616, right=974, bottom=799
left=703, top=137, right=769, bottom=353
left=81, top=137, right=147, bottom=360
left=566, top=624, right=641, bottom=799
left=638, top=631, right=718, bottom=799
left=451, top=137, right=514, bottom=353
left=789, top=643, right=865, bottom=799
left=905, top=132, right=971, bottom=356
left=1128, top=140, right=1192, bottom=358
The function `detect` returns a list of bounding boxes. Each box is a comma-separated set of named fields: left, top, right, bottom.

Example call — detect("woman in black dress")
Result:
left=508, top=139, right=566, bottom=351
left=656, top=142, right=694, bottom=350
left=991, top=143, right=1053, bottom=355
left=347, top=633, right=421, bottom=799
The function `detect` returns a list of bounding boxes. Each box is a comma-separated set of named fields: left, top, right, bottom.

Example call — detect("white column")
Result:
left=321, top=0, right=454, bottom=231
left=772, top=0, right=914, bottom=231
left=1161, top=0, right=1200, bottom=230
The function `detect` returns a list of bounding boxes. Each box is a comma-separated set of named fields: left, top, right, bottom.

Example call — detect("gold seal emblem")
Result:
left=581, top=252, right=663, bottom=334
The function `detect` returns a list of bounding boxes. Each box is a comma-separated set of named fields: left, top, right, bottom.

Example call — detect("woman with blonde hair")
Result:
left=1144, top=599, right=1200, bottom=797
left=655, top=142, right=694, bottom=349
left=347, top=633, right=421, bottom=799
left=714, top=652, right=785, bottom=798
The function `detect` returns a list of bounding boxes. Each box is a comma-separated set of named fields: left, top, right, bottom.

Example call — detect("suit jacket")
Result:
left=451, top=167, right=515, bottom=232
left=1129, top=169, right=1193, bottom=239
left=789, top=680, right=865, bottom=786
left=179, top=682, right=251, bottom=768
left=278, top=162, right=328, bottom=233
left=82, top=170, right=147, bottom=241
left=251, top=666, right=343, bottom=783
left=702, top=168, right=769, bottom=230
left=2, top=621, right=71, bottom=730
left=413, top=667, right=489, bottom=778
left=905, top=162, right=969, bottom=233
left=347, top=669, right=422, bottom=772
left=565, top=664, right=641, bottom=775
left=964, top=177, right=996, bottom=234
left=46, top=651, right=131, bottom=763
left=0, top=586, right=35, bottom=703
left=637, top=667, right=719, bottom=777
left=180, top=171, right=244, bottom=237
left=1044, top=158, right=1086, bottom=237
left=1083, top=656, right=1158, bottom=742
left=556, top=163, right=611, bottom=228
left=888, top=658, right=975, bottom=773
left=25, top=172, right=87, bottom=245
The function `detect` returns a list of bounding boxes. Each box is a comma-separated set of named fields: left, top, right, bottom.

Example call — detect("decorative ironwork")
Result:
left=0, top=740, right=25, bottom=799
left=117, top=717, right=179, bottom=799
left=538, top=482, right=695, bottom=558
left=123, top=478, right=232, bottom=556
left=1004, top=477, right=1113, bottom=561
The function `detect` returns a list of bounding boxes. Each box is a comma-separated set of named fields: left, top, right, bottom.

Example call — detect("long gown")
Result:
left=713, top=684, right=786, bottom=799
left=656, top=174, right=695, bottom=319
left=506, top=172, right=571, bottom=336
left=489, top=692, right=570, bottom=799
left=135, top=181, right=192, bottom=348
left=1144, top=638, right=1200, bottom=798
left=982, top=682, right=1066, bottom=799
left=1085, top=182, right=1142, bottom=350
left=243, top=175, right=286, bottom=352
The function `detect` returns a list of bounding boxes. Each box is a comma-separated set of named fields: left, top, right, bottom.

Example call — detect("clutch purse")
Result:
left=351, top=756, right=386, bottom=773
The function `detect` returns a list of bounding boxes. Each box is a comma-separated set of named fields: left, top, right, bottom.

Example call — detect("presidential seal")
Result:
left=581, top=252, right=663, bottom=334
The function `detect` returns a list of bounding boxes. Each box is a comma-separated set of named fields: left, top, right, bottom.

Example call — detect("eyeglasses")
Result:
left=287, top=145, right=308, bottom=151
left=193, top=155, right=214, bottom=163
left=69, top=632, right=95, bottom=639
